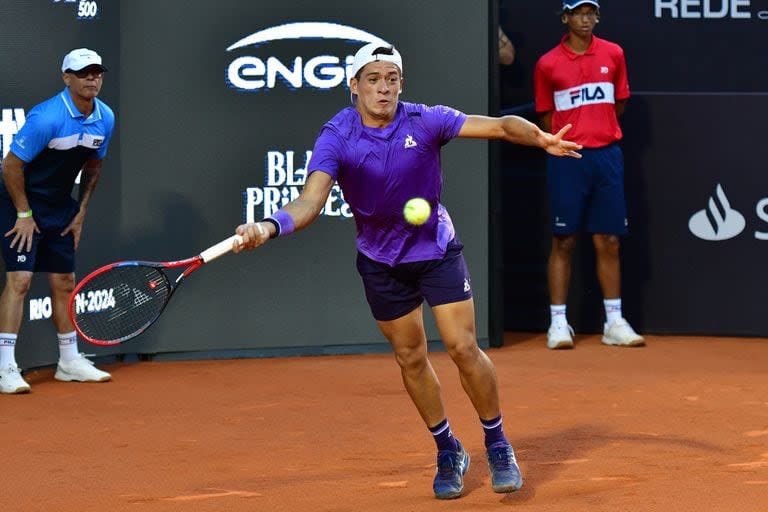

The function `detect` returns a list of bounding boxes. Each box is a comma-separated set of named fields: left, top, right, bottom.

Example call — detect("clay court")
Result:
left=4, top=333, right=767, bottom=512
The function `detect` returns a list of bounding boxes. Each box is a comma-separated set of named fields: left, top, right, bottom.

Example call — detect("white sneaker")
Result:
left=602, top=318, right=645, bottom=347
left=55, top=354, right=112, bottom=382
left=0, top=364, right=31, bottom=394
left=547, top=323, right=575, bottom=349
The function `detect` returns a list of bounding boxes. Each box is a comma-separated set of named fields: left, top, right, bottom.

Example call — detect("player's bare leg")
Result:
left=377, top=304, right=445, bottom=426
left=432, top=298, right=499, bottom=420
left=433, top=297, right=523, bottom=493
left=377, top=305, right=470, bottom=499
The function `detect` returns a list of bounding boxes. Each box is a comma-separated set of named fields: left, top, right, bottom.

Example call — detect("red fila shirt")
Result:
left=534, top=34, right=630, bottom=148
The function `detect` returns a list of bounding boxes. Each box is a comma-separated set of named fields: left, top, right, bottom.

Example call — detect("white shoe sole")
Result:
left=547, top=339, right=574, bottom=350
left=1, top=384, right=31, bottom=394
left=54, top=370, right=111, bottom=382
left=601, top=336, right=645, bottom=347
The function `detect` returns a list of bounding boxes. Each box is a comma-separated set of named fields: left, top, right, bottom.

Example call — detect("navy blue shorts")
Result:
left=546, top=143, right=628, bottom=235
left=0, top=199, right=77, bottom=273
left=356, top=237, right=473, bottom=321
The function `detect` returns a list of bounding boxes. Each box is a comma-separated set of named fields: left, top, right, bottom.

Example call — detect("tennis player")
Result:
left=534, top=0, right=644, bottom=349
left=0, top=48, right=115, bottom=394
left=233, top=42, right=581, bottom=499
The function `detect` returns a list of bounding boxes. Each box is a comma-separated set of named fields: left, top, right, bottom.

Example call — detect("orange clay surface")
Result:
left=3, top=333, right=768, bottom=512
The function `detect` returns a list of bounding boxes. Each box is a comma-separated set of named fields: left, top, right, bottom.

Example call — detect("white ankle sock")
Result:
left=57, top=331, right=79, bottom=362
left=550, top=304, right=568, bottom=327
left=0, top=333, right=18, bottom=367
left=604, top=298, right=622, bottom=325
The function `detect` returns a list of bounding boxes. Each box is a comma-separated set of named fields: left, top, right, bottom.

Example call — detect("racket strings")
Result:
left=73, top=266, right=172, bottom=344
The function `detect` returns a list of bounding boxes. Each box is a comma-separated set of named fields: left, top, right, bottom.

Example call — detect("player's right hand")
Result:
left=233, top=222, right=270, bottom=253
left=5, top=217, right=40, bottom=253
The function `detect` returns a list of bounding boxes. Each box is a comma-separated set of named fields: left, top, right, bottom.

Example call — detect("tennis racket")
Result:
left=68, top=234, right=243, bottom=346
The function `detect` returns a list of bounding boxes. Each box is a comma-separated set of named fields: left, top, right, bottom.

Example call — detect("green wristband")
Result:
left=16, top=210, right=33, bottom=219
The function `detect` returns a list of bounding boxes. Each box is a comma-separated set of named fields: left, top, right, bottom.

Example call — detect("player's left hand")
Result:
left=539, top=123, right=582, bottom=158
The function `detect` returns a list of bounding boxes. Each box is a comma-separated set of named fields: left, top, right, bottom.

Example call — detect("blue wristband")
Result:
left=268, top=210, right=295, bottom=238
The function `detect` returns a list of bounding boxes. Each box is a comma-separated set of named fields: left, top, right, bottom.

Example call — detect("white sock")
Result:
left=604, top=298, right=622, bottom=325
left=550, top=304, right=568, bottom=328
left=0, top=333, right=18, bottom=367
left=57, top=331, right=79, bottom=362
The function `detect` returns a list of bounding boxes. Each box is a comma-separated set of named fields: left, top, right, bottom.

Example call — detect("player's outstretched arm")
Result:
left=459, top=114, right=582, bottom=158
left=234, top=170, right=334, bottom=253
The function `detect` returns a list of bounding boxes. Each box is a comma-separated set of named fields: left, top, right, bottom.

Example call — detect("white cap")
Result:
left=61, top=48, right=106, bottom=73
left=562, top=0, right=600, bottom=10
left=350, top=43, right=403, bottom=82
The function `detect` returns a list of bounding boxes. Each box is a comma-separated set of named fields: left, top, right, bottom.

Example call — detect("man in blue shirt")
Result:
left=0, top=48, right=115, bottom=394
left=232, top=43, right=581, bottom=499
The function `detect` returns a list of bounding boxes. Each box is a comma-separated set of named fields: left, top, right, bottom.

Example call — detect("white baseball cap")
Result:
left=350, top=43, right=403, bottom=82
left=562, top=0, right=600, bottom=10
left=61, top=48, right=106, bottom=73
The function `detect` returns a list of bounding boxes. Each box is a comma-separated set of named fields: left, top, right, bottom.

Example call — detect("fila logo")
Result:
left=688, top=184, right=745, bottom=241
left=554, top=82, right=615, bottom=112
left=570, top=86, right=605, bottom=104
left=404, top=135, right=417, bottom=148
left=463, top=279, right=471, bottom=293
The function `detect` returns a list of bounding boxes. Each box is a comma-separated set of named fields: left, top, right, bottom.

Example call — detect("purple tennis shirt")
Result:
left=308, top=101, right=467, bottom=266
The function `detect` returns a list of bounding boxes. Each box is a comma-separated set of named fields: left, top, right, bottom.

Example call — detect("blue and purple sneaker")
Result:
left=486, top=441, right=523, bottom=493
left=433, top=439, right=470, bottom=499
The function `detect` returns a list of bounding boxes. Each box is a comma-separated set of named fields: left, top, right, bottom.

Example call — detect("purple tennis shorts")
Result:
left=355, top=237, right=473, bottom=321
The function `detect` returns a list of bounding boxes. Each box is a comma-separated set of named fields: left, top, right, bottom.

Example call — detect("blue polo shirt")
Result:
left=308, top=102, right=466, bottom=266
left=1, top=88, right=115, bottom=208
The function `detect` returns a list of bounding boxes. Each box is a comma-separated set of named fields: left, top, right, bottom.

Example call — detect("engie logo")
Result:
left=226, top=22, right=390, bottom=92
left=0, top=108, right=26, bottom=159
left=52, top=0, right=100, bottom=20
left=688, top=183, right=768, bottom=241
left=655, top=0, right=768, bottom=20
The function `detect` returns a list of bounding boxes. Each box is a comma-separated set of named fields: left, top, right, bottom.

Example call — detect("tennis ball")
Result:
left=403, top=198, right=431, bottom=226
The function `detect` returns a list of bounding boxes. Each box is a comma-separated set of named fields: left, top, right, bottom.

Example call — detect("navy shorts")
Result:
left=0, top=199, right=77, bottom=273
left=356, top=237, right=473, bottom=321
left=546, top=143, right=628, bottom=235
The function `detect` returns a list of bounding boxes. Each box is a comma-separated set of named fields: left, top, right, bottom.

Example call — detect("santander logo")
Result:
left=688, top=184, right=746, bottom=241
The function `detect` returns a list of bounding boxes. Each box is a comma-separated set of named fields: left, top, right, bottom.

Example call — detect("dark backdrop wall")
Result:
left=499, top=0, right=768, bottom=336
left=1, top=0, right=492, bottom=368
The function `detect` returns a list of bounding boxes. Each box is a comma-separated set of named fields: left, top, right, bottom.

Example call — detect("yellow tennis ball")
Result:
left=403, top=198, right=431, bottom=226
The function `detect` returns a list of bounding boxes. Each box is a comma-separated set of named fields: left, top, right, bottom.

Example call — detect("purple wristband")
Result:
left=269, top=210, right=295, bottom=237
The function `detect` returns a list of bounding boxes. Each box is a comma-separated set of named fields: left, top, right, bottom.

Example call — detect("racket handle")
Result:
left=200, top=234, right=243, bottom=263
